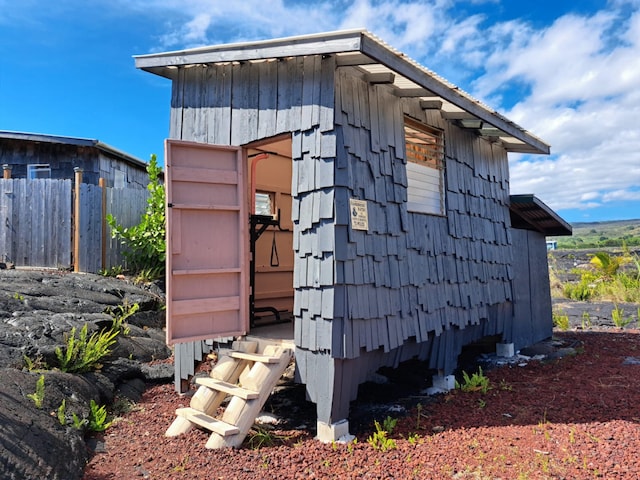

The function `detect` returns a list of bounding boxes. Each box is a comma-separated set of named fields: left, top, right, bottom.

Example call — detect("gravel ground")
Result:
left=83, top=325, right=640, bottom=479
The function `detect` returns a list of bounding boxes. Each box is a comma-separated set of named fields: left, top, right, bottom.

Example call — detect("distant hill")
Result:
left=549, top=219, right=640, bottom=249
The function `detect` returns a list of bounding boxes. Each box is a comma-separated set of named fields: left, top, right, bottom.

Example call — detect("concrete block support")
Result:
left=316, top=419, right=354, bottom=443
left=496, top=342, right=515, bottom=357
left=432, top=373, right=456, bottom=391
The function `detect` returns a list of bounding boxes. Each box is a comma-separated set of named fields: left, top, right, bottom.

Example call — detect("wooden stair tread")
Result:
left=175, top=407, right=239, bottom=436
left=195, top=377, right=259, bottom=399
left=228, top=351, right=284, bottom=363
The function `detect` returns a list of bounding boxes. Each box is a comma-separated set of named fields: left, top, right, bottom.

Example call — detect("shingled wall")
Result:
left=168, top=56, right=340, bottom=389
left=168, top=58, right=520, bottom=419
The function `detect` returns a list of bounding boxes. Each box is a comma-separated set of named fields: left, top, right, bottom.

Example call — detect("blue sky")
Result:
left=1, top=0, right=639, bottom=223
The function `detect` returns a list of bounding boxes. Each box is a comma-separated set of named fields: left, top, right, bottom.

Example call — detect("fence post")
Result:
left=2, top=165, right=11, bottom=179
left=99, top=177, right=107, bottom=271
left=73, top=168, right=83, bottom=273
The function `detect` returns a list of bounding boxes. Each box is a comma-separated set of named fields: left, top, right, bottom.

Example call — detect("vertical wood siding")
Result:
left=0, top=179, right=148, bottom=271
left=0, top=179, right=72, bottom=267
left=511, top=229, right=553, bottom=349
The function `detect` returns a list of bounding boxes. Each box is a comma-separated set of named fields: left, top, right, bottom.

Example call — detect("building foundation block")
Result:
left=496, top=342, right=515, bottom=357
left=433, top=373, right=456, bottom=391
left=316, top=419, right=354, bottom=443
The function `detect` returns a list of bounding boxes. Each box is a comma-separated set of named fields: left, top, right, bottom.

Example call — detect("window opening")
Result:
left=254, top=191, right=274, bottom=217
left=404, top=117, right=445, bottom=215
left=114, top=169, right=126, bottom=188
left=27, top=164, right=51, bottom=180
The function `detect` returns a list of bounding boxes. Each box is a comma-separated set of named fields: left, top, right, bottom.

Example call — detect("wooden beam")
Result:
left=440, top=111, right=478, bottom=120
left=364, top=72, right=395, bottom=84
left=358, top=34, right=551, bottom=154
left=420, top=99, right=443, bottom=110
left=73, top=167, right=82, bottom=273
left=99, top=177, right=106, bottom=271
left=394, top=87, right=433, bottom=97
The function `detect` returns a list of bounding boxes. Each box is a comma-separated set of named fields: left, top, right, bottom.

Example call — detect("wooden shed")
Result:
left=135, top=29, right=571, bottom=442
left=0, top=131, right=149, bottom=188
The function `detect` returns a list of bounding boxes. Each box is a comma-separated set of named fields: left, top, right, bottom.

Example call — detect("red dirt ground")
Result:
left=83, top=329, right=640, bottom=479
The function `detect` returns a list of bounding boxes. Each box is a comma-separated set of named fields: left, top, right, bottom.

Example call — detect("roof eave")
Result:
left=134, top=29, right=550, bottom=154
left=134, top=29, right=366, bottom=74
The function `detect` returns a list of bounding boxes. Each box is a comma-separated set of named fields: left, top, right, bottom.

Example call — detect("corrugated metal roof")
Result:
left=509, top=194, right=572, bottom=236
left=134, top=29, right=550, bottom=155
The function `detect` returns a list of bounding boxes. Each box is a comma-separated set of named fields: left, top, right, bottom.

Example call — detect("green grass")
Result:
left=550, top=219, right=640, bottom=249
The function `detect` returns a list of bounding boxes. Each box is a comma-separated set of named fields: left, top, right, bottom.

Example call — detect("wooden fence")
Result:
left=0, top=178, right=149, bottom=273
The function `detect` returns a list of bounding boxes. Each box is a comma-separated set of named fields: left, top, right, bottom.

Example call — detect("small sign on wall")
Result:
left=349, top=198, right=369, bottom=231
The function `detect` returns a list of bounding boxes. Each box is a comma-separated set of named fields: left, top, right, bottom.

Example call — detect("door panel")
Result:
left=165, top=139, right=248, bottom=344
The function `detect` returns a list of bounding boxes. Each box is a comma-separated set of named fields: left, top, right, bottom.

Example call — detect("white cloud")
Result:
left=116, top=0, right=640, bottom=217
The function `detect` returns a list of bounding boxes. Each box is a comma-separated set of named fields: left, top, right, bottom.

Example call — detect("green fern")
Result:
left=55, top=323, right=119, bottom=373
left=26, top=374, right=45, bottom=409
left=57, top=399, right=67, bottom=426
left=88, top=399, right=112, bottom=432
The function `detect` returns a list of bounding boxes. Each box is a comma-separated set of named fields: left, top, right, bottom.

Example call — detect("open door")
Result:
left=165, top=140, right=248, bottom=344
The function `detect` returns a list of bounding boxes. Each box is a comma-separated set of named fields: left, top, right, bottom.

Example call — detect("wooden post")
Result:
left=73, top=168, right=82, bottom=273
left=99, top=177, right=107, bottom=270
left=2, top=165, right=11, bottom=179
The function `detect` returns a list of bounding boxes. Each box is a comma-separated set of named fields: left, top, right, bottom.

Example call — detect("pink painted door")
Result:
left=165, top=140, right=248, bottom=344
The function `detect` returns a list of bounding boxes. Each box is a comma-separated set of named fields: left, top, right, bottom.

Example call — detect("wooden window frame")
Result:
left=27, top=164, right=51, bottom=180
left=404, top=117, right=445, bottom=216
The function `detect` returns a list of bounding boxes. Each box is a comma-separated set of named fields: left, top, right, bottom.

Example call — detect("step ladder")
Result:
left=165, top=340, right=294, bottom=449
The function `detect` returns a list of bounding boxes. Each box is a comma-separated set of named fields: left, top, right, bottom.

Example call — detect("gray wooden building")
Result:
left=135, top=29, right=571, bottom=441
left=0, top=131, right=149, bottom=188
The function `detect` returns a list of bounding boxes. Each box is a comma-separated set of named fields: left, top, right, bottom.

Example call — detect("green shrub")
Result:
left=55, top=323, right=119, bottom=373
left=563, top=277, right=595, bottom=301
left=107, top=154, right=165, bottom=280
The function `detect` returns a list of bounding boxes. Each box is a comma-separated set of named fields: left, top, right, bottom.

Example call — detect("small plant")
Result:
left=408, top=433, right=421, bottom=445
left=456, top=367, right=491, bottom=394
left=478, top=398, right=487, bottom=409
left=382, top=415, right=397, bottom=434
left=99, top=265, right=124, bottom=277
left=57, top=399, right=67, bottom=426
left=581, top=311, right=592, bottom=329
left=72, top=412, right=86, bottom=430
left=173, top=455, right=189, bottom=473
left=367, top=419, right=397, bottom=451
left=88, top=399, right=112, bottom=432
left=27, top=374, right=45, bottom=409
left=13, top=292, right=25, bottom=302
left=552, top=310, right=570, bottom=331
left=248, top=426, right=275, bottom=449
left=55, top=323, right=119, bottom=373
left=611, top=305, right=632, bottom=328
left=23, top=354, right=47, bottom=372
left=105, top=301, right=139, bottom=335
left=499, top=379, right=513, bottom=391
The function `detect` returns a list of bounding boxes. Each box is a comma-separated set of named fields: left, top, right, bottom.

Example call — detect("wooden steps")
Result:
left=166, top=340, right=293, bottom=449
left=228, top=351, right=282, bottom=363
left=195, top=378, right=259, bottom=400
left=175, top=407, right=239, bottom=436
